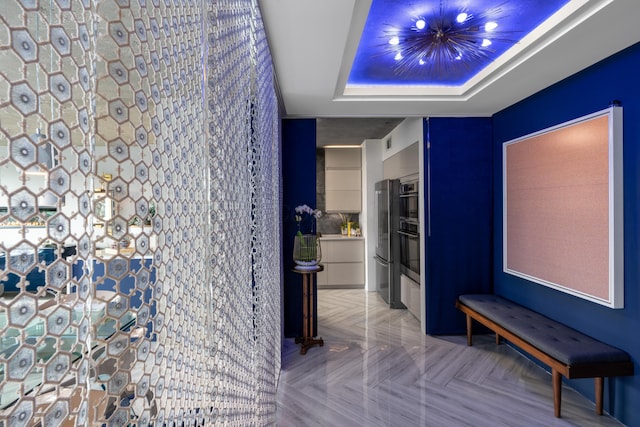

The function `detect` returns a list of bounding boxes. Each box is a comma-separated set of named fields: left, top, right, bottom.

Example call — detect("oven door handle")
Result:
left=398, top=230, right=419, bottom=239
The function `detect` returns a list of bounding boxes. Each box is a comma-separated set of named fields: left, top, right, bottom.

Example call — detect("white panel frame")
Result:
left=503, top=106, right=624, bottom=308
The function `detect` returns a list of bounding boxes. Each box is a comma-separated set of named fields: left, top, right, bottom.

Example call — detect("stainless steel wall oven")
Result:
left=399, top=180, right=419, bottom=221
left=398, top=179, right=420, bottom=283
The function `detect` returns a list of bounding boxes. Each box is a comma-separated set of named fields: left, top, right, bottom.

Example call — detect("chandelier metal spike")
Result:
left=384, top=1, right=519, bottom=79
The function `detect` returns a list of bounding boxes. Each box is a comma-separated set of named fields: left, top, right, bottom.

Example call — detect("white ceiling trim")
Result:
left=340, top=0, right=599, bottom=98
left=259, top=0, right=640, bottom=118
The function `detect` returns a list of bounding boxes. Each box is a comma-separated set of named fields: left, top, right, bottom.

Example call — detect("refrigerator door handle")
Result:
left=374, top=255, right=389, bottom=266
left=375, top=190, right=381, bottom=246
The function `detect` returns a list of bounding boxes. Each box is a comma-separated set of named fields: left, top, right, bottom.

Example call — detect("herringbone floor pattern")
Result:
left=276, top=289, right=624, bottom=427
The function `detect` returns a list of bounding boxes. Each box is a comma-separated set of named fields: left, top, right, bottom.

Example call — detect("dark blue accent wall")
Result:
left=424, top=117, right=493, bottom=334
left=282, top=119, right=317, bottom=338
left=492, top=42, right=640, bottom=425
left=1, top=248, right=56, bottom=292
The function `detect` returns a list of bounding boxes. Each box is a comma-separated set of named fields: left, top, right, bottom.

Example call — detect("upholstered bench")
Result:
left=455, top=294, right=633, bottom=418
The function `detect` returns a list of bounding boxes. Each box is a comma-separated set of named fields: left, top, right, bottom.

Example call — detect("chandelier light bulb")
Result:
left=383, top=6, right=515, bottom=80
left=485, top=21, right=498, bottom=31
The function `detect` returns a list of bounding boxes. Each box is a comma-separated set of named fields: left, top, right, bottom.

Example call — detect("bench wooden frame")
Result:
left=456, top=299, right=634, bottom=418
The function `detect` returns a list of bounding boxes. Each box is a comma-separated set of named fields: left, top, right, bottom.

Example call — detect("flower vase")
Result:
left=293, top=234, right=321, bottom=268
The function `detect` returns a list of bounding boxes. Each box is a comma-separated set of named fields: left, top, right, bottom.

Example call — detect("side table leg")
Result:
left=302, top=274, right=309, bottom=345
left=308, top=272, right=323, bottom=349
left=308, top=272, right=314, bottom=338
left=295, top=269, right=324, bottom=355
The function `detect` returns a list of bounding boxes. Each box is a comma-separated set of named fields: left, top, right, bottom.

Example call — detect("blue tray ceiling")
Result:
left=348, top=0, right=572, bottom=87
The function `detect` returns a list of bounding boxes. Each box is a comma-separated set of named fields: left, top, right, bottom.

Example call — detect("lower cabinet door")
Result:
left=318, top=239, right=365, bottom=287
left=317, top=262, right=364, bottom=287
left=316, top=268, right=328, bottom=286
left=327, top=262, right=364, bottom=286
left=400, top=274, right=420, bottom=320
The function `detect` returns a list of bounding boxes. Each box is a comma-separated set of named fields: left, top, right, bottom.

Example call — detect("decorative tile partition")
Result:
left=0, top=0, right=281, bottom=425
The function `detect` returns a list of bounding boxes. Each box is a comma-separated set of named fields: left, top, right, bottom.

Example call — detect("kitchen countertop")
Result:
left=319, top=234, right=364, bottom=241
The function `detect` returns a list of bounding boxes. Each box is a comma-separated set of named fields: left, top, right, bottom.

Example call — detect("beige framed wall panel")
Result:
left=503, top=106, right=624, bottom=308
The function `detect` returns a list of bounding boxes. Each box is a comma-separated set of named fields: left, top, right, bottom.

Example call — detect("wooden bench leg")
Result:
left=552, top=369, right=562, bottom=418
left=595, top=377, right=604, bottom=415
left=496, top=333, right=501, bottom=345
left=466, top=314, right=472, bottom=346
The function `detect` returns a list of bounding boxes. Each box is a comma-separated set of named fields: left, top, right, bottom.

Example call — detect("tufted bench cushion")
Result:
left=456, top=294, right=633, bottom=418
left=457, top=294, right=630, bottom=366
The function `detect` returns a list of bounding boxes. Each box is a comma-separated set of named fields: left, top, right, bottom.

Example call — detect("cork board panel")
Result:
left=503, top=107, right=624, bottom=308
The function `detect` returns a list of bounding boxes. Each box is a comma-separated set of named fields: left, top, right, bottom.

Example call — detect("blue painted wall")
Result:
left=492, top=42, right=640, bottom=425
left=1, top=248, right=57, bottom=292
left=424, top=118, right=493, bottom=334
left=282, top=119, right=317, bottom=338
left=72, top=258, right=156, bottom=339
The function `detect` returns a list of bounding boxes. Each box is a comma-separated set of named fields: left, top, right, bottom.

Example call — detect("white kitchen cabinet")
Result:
left=325, top=189, right=361, bottom=213
left=317, top=236, right=364, bottom=288
left=325, top=148, right=361, bottom=213
left=400, top=274, right=420, bottom=320
left=325, top=169, right=360, bottom=190
left=325, top=148, right=360, bottom=168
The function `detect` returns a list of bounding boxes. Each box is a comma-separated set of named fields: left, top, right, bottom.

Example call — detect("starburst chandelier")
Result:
left=384, top=1, right=517, bottom=79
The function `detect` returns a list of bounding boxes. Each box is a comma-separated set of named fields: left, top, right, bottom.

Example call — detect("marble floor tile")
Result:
left=276, top=289, right=624, bottom=427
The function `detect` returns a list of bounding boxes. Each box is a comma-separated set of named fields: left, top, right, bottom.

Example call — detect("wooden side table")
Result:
left=292, top=265, right=324, bottom=355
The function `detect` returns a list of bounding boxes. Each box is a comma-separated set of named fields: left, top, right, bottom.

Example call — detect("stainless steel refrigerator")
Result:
left=374, top=179, right=404, bottom=308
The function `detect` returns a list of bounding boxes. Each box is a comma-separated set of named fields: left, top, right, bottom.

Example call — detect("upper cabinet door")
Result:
left=325, top=148, right=361, bottom=169
left=326, top=190, right=361, bottom=213
left=325, top=169, right=360, bottom=191
left=325, top=148, right=362, bottom=212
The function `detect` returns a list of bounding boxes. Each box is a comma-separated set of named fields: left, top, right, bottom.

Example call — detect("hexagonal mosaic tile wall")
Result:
left=0, top=0, right=281, bottom=425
